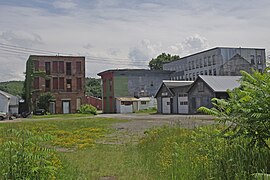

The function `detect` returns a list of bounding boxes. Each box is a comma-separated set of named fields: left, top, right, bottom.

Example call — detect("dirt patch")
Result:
left=97, top=114, right=216, bottom=145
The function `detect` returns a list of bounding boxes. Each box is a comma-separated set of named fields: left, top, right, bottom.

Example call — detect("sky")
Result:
left=0, top=0, right=270, bottom=82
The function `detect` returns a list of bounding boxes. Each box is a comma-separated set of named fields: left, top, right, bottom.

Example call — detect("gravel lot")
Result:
left=97, top=113, right=216, bottom=144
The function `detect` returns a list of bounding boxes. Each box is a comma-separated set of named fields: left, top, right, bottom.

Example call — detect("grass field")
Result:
left=0, top=115, right=269, bottom=179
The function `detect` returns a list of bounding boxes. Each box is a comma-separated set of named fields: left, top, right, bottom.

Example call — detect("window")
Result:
left=198, top=82, right=204, bottom=92
left=205, top=70, right=208, bottom=75
left=200, top=59, right=203, bottom=68
left=189, top=62, right=191, bottom=70
left=59, top=61, right=64, bottom=73
left=53, top=77, right=58, bottom=90
left=45, top=79, right=50, bottom=91
left=213, top=69, right=217, bottom=76
left=109, top=79, right=113, bottom=91
left=141, top=101, right=147, bottom=105
left=66, top=79, right=72, bottom=92
left=192, top=61, right=195, bottom=69
left=250, top=55, right=255, bottom=65
left=34, top=61, right=39, bottom=71
left=45, top=62, right=51, bottom=75
left=52, top=61, right=58, bottom=73
left=209, top=69, right=212, bottom=75
left=59, top=77, right=64, bottom=90
left=200, top=71, right=203, bottom=75
left=204, top=57, right=207, bottom=67
left=76, top=61, right=82, bottom=74
left=196, top=59, right=199, bottom=68
left=77, top=78, right=82, bottom=90
left=257, top=55, right=262, bottom=65
left=34, top=77, right=39, bottom=89
left=66, top=62, right=72, bottom=75
left=212, top=55, right=216, bottom=65
left=208, top=56, right=212, bottom=66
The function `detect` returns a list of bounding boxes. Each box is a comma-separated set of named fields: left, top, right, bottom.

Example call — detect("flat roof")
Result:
left=98, top=69, right=173, bottom=76
left=29, top=55, right=85, bottom=58
left=164, top=47, right=265, bottom=65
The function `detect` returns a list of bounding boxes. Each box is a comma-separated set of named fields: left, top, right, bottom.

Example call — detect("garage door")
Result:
left=162, top=98, right=171, bottom=114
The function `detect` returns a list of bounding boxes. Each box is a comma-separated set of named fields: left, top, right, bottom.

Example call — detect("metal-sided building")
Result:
left=163, top=47, right=266, bottom=81
left=188, top=75, right=241, bottom=114
left=98, top=69, right=172, bottom=113
left=155, top=81, right=193, bottom=114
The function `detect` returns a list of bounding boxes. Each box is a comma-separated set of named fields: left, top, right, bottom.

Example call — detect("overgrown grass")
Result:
left=138, top=125, right=270, bottom=179
left=0, top=115, right=269, bottom=179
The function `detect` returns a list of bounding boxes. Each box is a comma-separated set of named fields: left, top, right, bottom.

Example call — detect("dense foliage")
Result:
left=0, top=128, right=61, bottom=179
left=79, top=104, right=97, bottom=115
left=36, top=92, right=55, bottom=113
left=139, top=126, right=270, bottom=179
left=199, top=70, right=270, bottom=148
left=149, top=53, right=180, bottom=70
left=85, top=78, right=101, bottom=97
left=0, top=81, right=23, bottom=96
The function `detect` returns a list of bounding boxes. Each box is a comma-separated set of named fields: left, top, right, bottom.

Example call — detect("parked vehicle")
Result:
left=34, top=109, right=45, bottom=115
left=0, top=112, right=7, bottom=120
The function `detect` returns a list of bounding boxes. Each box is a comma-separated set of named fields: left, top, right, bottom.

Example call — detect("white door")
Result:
left=63, top=101, right=70, bottom=114
left=162, top=98, right=171, bottom=114
left=178, top=97, right=189, bottom=114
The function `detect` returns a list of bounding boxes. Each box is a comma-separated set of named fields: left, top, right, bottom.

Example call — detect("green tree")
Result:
left=85, top=78, right=101, bottom=97
left=37, top=92, right=55, bottom=113
left=199, top=70, right=270, bottom=148
left=0, top=81, right=24, bottom=96
left=149, top=53, right=180, bottom=70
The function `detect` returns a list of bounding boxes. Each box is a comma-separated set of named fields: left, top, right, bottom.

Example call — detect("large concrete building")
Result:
left=27, top=55, right=85, bottom=114
left=163, top=47, right=266, bottom=81
left=98, top=69, right=172, bottom=113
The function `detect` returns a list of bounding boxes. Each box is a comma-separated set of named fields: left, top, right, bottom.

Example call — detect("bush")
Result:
left=0, top=128, right=61, bottom=179
left=138, top=126, right=270, bottom=179
left=79, top=104, right=97, bottom=115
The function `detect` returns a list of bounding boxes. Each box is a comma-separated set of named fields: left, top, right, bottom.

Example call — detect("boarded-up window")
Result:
left=59, top=61, right=64, bottom=73
left=45, top=62, right=51, bottom=75
left=52, top=61, right=58, bottom=73
left=77, top=78, right=82, bottom=90
left=34, top=61, right=39, bottom=71
left=76, top=61, right=82, bottom=74
left=198, top=82, right=204, bottom=92
left=34, top=77, right=39, bottom=89
left=59, top=77, right=64, bottom=90
left=53, top=77, right=58, bottom=90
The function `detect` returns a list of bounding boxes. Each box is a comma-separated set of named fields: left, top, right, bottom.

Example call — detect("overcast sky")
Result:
left=0, top=0, right=269, bottom=82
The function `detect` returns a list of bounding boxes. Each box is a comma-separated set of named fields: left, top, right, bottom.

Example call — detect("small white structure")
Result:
left=115, top=97, right=157, bottom=114
left=0, top=90, right=19, bottom=115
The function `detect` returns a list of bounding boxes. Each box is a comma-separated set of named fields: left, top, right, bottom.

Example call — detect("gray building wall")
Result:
left=114, top=70, right=171, bottom=98
left=163, top=47, right=266, bottom=81
left=188, top=78, right=214, bottom=114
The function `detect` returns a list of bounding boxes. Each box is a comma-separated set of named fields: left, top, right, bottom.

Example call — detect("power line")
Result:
left=0, top=42, right=149, bottom=62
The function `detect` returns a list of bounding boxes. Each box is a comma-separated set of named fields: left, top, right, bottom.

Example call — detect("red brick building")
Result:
left=29, top=55, right=85, bottom=114
left=85, top=96, right=102, bottom=110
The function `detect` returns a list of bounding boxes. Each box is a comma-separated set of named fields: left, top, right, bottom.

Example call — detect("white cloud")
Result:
left=52, top=0, right=77, bottom=10
left=169, top=34, right=209, bottom=56
left=128, top=39, right=162, bottom=67
left=0, top=30, right=43, bottom=47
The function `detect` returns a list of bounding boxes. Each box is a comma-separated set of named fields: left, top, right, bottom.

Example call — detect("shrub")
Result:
left=79, top=104, right=97, bottom=115
left=0, top=128, right=61, bottom=179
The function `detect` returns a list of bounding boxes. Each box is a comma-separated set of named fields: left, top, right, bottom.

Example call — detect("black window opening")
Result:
left=66, top=62, right=72, bottom=75
left=45, top=62, right=51, bottom=75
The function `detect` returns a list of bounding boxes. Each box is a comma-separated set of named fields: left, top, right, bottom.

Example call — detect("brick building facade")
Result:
left=28, top=55, right=85, bottom=114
